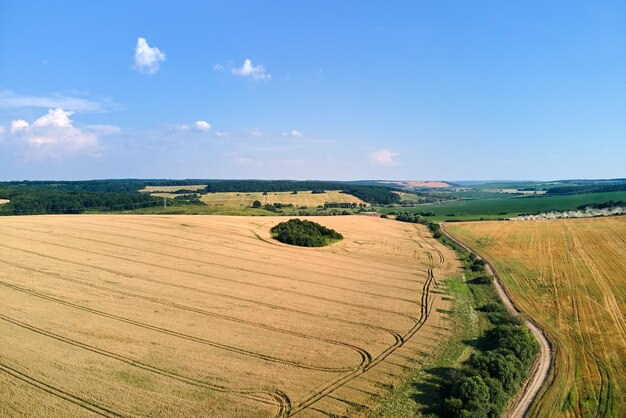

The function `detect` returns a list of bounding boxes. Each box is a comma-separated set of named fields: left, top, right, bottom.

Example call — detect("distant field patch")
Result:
left=446, top=217, right=626, bottom=417
left=0, top=214, right=458, bottom=417
left=0, top=199, right=9, bottom=205
left=141, top=185, right=206, bottom=193
left=379, top=191, right=626, bottom=221
left=201, top=190, right=365, bottom=208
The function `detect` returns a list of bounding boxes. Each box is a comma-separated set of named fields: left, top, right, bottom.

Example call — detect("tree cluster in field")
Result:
left=0, top=189, right=161, bottom=215
left=324, top=202, right=366, bottom=209
left=270, top=219, right=343, bottom=247
left=171, top=194, right=204, bottom=205
left=431, top=246, right=539, bottom=418
left=203, top=180, right=401, bottom=204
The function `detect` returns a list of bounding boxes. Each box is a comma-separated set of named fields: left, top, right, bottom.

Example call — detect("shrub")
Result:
left=251, top=200, right=262, bottom=208
left=270, top=219, right=343, bottom=247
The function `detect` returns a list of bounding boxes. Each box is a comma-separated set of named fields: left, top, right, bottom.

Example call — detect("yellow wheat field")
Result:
left=141, top=185, right=207, bottom=193
left=0, top=215, right=457, bottom=417
left=446, top=217, right=626, bottom=417
left=200, top=191, right=366, bottom=208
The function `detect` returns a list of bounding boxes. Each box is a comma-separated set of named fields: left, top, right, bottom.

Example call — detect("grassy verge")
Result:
left=367, top=227, right=538, bottom=417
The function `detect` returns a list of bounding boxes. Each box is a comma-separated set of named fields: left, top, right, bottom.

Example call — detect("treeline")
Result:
left=578, top=200, right=625, bottom=210
left=0, top=179, right=207, bottom=193
left=0, top=189, right=161, bottom=215
left=203, top=180, right=400, bottom=204
left=342, top=185, right=400, bottom=204
left=546, top=183, right=626, bottom=195
left=441, top=298, right=538, bottom=416
left=205, top=180, right=349, bottom=193
left=270, top=219, right=343, bottom=247
left=393, top=212, right=443, bottom=238
left=427, top=234, right=539, bottom=417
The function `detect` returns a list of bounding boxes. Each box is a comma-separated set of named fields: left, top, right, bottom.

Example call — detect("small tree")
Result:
left=252, top=200, right=262, bottom=208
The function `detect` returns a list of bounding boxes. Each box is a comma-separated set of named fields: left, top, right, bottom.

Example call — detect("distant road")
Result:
left=440, top=223, right=552, bottom=418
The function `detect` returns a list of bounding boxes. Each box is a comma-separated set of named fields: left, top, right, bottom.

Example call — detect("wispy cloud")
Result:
left=0, top=90, right=115, bottom=113
left=215, top=131, right=229, bottom=138
left=370, top=149, right=400, bottom=166
left=245, top=128, right=263, bottom=138
left=232, top=59, right=271, bottom=81
left=133, top=37, right=166, bottom=75
left=282, top=129, right=303, bottom=138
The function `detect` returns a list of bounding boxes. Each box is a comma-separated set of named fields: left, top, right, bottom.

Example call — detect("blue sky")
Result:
left=0, top=1, right=624, bottom=181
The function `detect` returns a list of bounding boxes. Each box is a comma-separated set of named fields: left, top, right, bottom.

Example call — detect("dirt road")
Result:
left=440, top=223, right=551, bottom=418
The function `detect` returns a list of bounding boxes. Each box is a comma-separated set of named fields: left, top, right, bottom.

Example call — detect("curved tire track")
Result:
left=0, top=362, right=124, bottom=417
left=0, top=313, right=288, bottom=413
left=0, top=280, right=360, bottom=374
left=287, top=232, right=439, bottom=415
left=0, top=257, right=372, bottom=373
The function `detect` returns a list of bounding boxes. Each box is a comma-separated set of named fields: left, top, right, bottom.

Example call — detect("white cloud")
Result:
left=232, top=59, right=271, bottom=81
left=0, top=126, right=5, bottom=137
left=213, top=64, right=225, bottom=72
left=10, top=108, right=99, bottom=158
left=282, top=129, right=303, bottom=138
left=245, top=128, right=263, bottom=137
left=0, top=90, right=112, bottom=113
left=194, top=120, right=211, bottom=132
left=11, top=119, right=29, bottom=133
left=133, top=37, right=166, bottom=75
left=215, top=131, right=229, bottom=138
left=370, top=149, right=400, bottom=166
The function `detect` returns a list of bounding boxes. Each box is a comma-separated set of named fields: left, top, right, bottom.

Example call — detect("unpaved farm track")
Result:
left=440, top=223, right=552, bottom=418
left=0, top=215, right=458, bottom=417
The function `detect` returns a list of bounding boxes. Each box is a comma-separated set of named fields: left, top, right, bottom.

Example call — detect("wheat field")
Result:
left=200, top=191, right=365, bottom=208
left=0, top=215, right=457, bottom=417
left=446, top=217, right=626, bottom=417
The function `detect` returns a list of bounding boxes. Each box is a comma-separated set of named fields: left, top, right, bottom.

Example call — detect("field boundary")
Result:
left=439, top=222, right=552, bottom=418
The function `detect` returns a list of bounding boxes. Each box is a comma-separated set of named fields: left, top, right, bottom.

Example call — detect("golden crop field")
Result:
left=0, top=214, right=457, bottom=417
left=0, top=199, right=9, bottom=205
left=201, top=190, right=366, bottom=208
left=446, top=217, right=626, bottom=417
left=141, top=185, right=207, bottom=193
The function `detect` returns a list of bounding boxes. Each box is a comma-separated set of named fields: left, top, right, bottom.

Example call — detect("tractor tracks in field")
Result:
left=0, top=279, right=358, bottom=374
left=0, top=257, right=372, bottom=373
left=0, top=249, right=404, bottom=348
left=440, top=223, right=552, bottom=418
left=0, top=228, right=422, bottom=307
left=0, top=362, right=125, bottom=417
left=287, top=233, right=441, bottom=415
left=0, top=314, right=289, bottom=415
left=70, top=218, right=418, bottom=279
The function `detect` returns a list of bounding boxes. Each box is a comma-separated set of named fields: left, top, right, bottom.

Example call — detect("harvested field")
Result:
left=446, top=217, right=626, bottom=417
left=0, top=215, right=458, bottom=417
left=201, top=190, right=365, bottom=208
left=141, top=185, right=206, bottom=193
left=0, top=199, right=8, bottom=205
